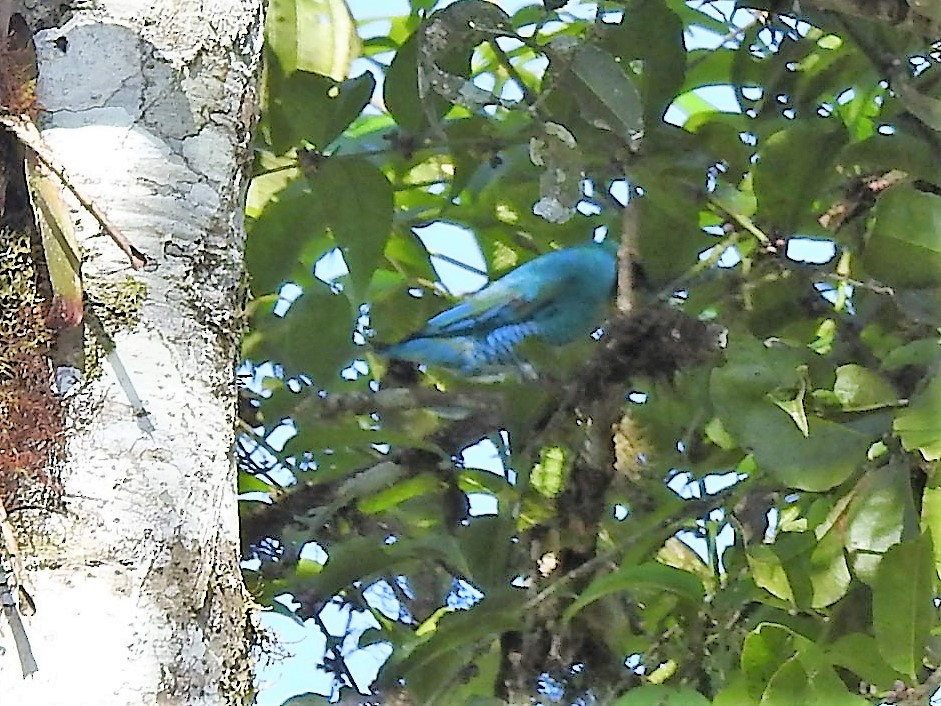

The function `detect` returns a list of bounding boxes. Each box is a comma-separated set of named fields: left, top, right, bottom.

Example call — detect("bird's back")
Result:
left=380, top=242, right=616, bottom=374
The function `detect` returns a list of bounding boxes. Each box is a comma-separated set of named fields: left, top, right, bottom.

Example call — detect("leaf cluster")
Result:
left=241, top=1, right=941, bottom=704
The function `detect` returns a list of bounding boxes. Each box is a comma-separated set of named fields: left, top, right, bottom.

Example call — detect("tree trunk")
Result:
left=0, top=1, right=262, bottom=703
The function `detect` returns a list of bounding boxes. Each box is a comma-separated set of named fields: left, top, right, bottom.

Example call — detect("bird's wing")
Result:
left=418, top=255, right=573, bottom=337
left=379, top=335, right=479, bottom=371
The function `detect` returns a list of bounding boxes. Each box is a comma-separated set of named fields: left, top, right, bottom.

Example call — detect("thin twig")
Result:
left=659, top=230, right=740, bottom=299
left=235, top=428, right=287, bottom=492
left=2, top=115, right=147, bottom=269
left=710, top=198, right=770, bottom=244
left=686, top=12, right=763, bottom=72
left=310, top=609, right=361, bottom=694
left=821, top=273, right=894, bottom=296
left=0, top=568, right=37, bottom=677
left=488, top=39, right=538, bottom=107
left=0, top=493, right=38, bottom=677
left=893, top=665, right=941, bottom=705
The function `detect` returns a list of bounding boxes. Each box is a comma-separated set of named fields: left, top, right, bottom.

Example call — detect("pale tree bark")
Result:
left=0, top=0, right=263, bottom=703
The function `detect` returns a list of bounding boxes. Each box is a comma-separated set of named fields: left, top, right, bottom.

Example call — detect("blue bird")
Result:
left=379, top=241, right=617, bottom=376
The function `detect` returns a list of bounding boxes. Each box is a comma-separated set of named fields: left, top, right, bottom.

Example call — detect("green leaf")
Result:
left=896, top=81, right=941, bottom=133
left=742, top=269, right=819, bottom=340
left=741, top=623, right=868, bottom=705
left=681, top=48, right=738, bottom=95
left=741, top=623, right=806, bottom=698
left=247, top=153, right=301, bottom=219
left=832, top=364, right=898, bottom=411
left=266, top=0, right=359, bottom=79
left=837, top=133, right=939, bottom=185
left=711, top=336, right=870, bottom=491
left=704, top=416, right=737, bottom=450
left=449, top=644, right=503, bottom=706
left=766, top=366, right=809, bottom=436
left=711, top=179, right=757, bottom=219
left=922, top=483, right=941, bottom=581
left=634, top=169, right=711, bottom=282
left=357, top=472, right=440, bottom=514
left=610, top=685, right=710, bottom=706
left=384, top=32, right=454, bottom=131
left=455, top=516, right=513, bottom=593
left=569, top=43, right=644, bottom=143
left=760, top=656, right=868, bottom=706
left=746, top=543, right=796, bottom=604
left=808, top=526, right=851, bottom=608
left=308, top=157, right=393, bottom=298
left=894, top=373, right=941, bottom=461
left=881, top=338, right=941, bottom=370
left=864, top=185, right=941, bottom=288
left=262, top=68, right=376, bottom=153
left=826, top=633, right=904, bottom=689
left=379, top=591, right=525, bottom=701
left=308, top=534, right=467, bottom=600
left=873, top=533, right=936, bottom=677
left=530, top=445, right=567, bottom=498
left=244, top=276, right=354, bottom=384
left=280, top=693, right=332, bottom=705
left=563, top=563, right=704, bottom=621
left=711, top=674, right=751, bottom=706
left=246, top=177, right=324, bottom=294
left=749, top=532, right=822, bottom=608
left=238, top=471, right=274, bottom=494
left=753, top=121, right=846, bottom=232
left=387, top=2, right=511, bottom=129
left=601, top=0, right=685, bottom=127
left=844, top=462, right=916, bottom=583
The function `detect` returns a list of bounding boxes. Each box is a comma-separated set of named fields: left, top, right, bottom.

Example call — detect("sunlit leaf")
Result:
left=531, top=445, right=567, bottom=498
left=832, top=364, right=898, bottom=411
left=844, top=462, right=917, bottom=583
left=922, top=482, right=941, bottom=581
left=266, top=0, right=358, bottom=79
left=741, top=623, right=868, bottom=705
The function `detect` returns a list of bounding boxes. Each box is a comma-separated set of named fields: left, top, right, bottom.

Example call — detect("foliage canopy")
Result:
left=241, top=1, right=941, bottom=704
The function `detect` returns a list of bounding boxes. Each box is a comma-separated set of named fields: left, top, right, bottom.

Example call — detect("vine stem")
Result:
left=617, top=192, right=639, bottom=314
left=3, top=115, right=148, bottom=269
